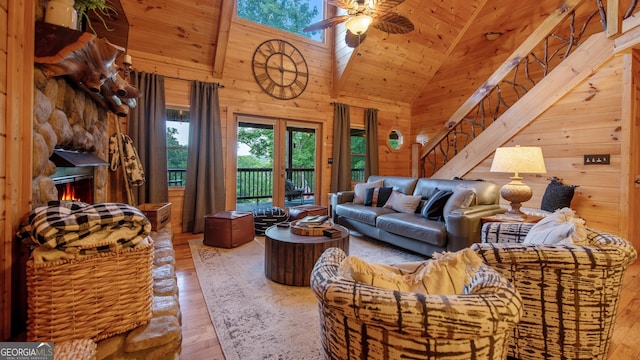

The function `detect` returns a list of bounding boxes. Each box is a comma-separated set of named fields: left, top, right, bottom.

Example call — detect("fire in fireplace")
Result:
left=50, top=149, right=108, bottom=204
left=56, top=178, right=94, bottom=203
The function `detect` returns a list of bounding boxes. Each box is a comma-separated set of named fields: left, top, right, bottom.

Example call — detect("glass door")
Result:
left=283, top=122, right=320, bottom=207
left=235, top=116, right=321, bottom=212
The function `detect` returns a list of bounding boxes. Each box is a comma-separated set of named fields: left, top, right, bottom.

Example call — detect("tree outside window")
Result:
left=350, top=128, right=365, bottom=182
left=237, top=0, right=324, bottom=42
left=166, top=109, right=189, bottom=187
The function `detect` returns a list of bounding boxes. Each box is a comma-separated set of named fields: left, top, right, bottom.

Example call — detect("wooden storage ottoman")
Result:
left=204, top=211, right=255, bottom=248
left=288, top=204, right=328, bottom=221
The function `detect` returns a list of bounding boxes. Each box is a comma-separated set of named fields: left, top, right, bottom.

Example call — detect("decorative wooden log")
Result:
left=103, top=74, right=138, bottom=99
left=34, top=21, right=137, bottom=115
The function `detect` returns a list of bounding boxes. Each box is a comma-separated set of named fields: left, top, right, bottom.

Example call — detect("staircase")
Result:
left=418, top=0, right=639, bottom=179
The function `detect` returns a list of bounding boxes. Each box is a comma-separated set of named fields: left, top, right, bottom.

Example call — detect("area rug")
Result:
left=189, top=235, right=424, bottom=360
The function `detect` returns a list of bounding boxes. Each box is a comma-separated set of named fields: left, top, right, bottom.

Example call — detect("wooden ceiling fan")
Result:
left=303, top=0, right=414, bottom=48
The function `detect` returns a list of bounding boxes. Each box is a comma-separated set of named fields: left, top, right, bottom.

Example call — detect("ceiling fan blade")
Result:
left=368, top=0, right=405, bottom=12
left=371, top=13, right=414, bottom=34
left=327, top=0, right=359, bottom=10
left=303, top=15, right=350, bottom=32
left=345, top=29, right=367, bottom=48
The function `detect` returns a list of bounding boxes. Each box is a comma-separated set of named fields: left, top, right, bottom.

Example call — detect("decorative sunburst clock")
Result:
left=252, top=39, right=309, bottom=100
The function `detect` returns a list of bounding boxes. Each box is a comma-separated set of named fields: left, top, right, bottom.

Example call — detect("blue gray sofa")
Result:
left=332, top=176, right=505, bottom=256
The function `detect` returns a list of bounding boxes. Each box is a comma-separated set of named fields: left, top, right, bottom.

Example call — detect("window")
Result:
left=350, top=128, right=365, bottom=182
left=166, top=109, right=189, bottom=187
left=236, top=0, right=325, bottom=42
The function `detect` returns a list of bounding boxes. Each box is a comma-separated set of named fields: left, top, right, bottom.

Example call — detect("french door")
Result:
left=235, top=115, right=321, bottom=211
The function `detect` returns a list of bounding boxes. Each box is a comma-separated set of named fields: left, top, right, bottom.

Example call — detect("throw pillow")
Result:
left=364, top=187, right=393, bottom=207
left=442, top=185, right=476, bottom=218
left=383, top=191, right=423, bottom=214
left=420, top=189, right=453, bottom=221
left=353, top=179, right=384, bottom=204
left=541, top=177, right=578, bottom=212
left=395, top=248, right=484, bottom=295
left=523, top=207, right=587, bottom=245
left=339, top=255, right=411, bottom=292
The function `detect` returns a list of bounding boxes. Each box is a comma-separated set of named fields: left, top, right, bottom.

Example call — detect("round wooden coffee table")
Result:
left=264, top=224, right=349, bottom=286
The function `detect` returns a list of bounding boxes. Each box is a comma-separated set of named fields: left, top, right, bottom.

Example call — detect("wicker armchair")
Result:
left=471, top=222, right=638, bottom=360
left=310, top=247, right=524, bottom=360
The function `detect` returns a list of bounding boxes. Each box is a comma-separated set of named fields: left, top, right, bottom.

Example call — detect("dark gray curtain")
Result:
left=128, top=71, right=168, bottom=205
left=331, top=103, right=352, bottom=193
left=182, top=81, right=225, bottom=233
left=364, top=108, right=379, bottom=178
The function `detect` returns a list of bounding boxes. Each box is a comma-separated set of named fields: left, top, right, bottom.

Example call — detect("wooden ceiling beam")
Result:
left=213, top=0, right=233, bottom=78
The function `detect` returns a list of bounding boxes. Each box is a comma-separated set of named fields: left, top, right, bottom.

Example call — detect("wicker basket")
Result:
left=26, top=240, right=154, bottom=343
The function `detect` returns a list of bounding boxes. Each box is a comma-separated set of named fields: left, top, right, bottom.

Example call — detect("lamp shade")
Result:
left=345, top=15, right=372, bottom=35
left=490, top=146, right=547, bottom=175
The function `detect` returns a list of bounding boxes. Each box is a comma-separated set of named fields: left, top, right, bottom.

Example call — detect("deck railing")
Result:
left=169, top=167, right=364, bottom=203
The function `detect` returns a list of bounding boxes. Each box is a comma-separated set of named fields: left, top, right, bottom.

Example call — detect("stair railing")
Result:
left=418, top=0, right=637, bottom=177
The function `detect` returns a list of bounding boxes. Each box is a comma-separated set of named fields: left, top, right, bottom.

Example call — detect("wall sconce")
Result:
left=490, top=145, right=547, bottom=218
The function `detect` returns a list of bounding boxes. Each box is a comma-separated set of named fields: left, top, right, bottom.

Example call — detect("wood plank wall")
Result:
left=2, top=0, right=34, bottom=340
left=0, top=0, right=9, bottom=341
left=464, top=55, right=627, bottom=235
left=125, top=18, right=412, bottom=233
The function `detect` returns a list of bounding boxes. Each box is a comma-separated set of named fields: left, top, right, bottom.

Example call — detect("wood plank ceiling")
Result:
left=94, top=0, right=621, bottom=104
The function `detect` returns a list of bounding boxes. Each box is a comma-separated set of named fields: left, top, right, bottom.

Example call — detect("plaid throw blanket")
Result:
left=18, top=201, right=151, bottom=257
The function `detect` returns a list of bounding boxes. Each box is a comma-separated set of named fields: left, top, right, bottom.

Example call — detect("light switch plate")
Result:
left=584, top=154, right=610, bottom=165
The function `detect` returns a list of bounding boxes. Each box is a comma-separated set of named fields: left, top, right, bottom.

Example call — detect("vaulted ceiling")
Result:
left=93, top=0, right=631, bottom=106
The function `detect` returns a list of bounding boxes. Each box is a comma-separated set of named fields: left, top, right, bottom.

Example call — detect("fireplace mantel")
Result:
left=34, top=21, right=137, bottom=116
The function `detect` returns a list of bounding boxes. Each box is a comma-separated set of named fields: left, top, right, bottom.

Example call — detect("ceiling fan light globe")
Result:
left=345, top=15, right=372, bottom=35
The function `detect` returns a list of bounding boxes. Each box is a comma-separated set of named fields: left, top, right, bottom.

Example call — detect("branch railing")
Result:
left=419, top=0, right=637, bottom=176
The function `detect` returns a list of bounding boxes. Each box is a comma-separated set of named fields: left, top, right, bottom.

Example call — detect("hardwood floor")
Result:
left=174, top=232, right=640, bottom=360
left=174, top=232, right=225, bottom=360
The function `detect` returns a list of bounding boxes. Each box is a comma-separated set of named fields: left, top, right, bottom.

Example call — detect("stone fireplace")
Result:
left=32, top=69, right=110, bottom=208
left=50, top=149, right=109, bottom=203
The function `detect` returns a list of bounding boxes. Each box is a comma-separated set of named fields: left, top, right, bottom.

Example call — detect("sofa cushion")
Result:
left=383, top=191, right=422, bottom=214
left=338, top=256, right=411, bottom=292
left=367, top=176, right=418, bottom=195
left=420, top=189, right=453, bottom=221
left=396, top=248, right=484, bottom=295
left=336, top=203, right=394, bottom=226
left=443, top=185, right=477, bottom=219
left=339, top=247, right=483, bottom=295
left=541, top=177, right=578, bottom=212
left=353, top=179, right=384, bottom=204
left=364, top=187, right=393, bottom=207
left=413, top=178, right=499, bottom=206
left=524, top=207, right=587, bottom=245
left=377, top=213, right=447, bottom=246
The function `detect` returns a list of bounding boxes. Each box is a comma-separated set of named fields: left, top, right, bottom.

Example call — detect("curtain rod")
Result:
left=134, top=70, right=224, bottom=88
left=330, top=102, right=377, bottom=111
left=162, top=75, right=224, bottom=88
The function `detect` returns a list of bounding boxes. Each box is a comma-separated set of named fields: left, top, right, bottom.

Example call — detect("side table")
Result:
left=264, top=224, right=349, bottom=286
left=481, top=214, right=544, bottom=225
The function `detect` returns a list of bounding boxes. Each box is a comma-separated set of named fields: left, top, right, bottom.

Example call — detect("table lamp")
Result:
left=490, top=145, right=547, bottom=218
